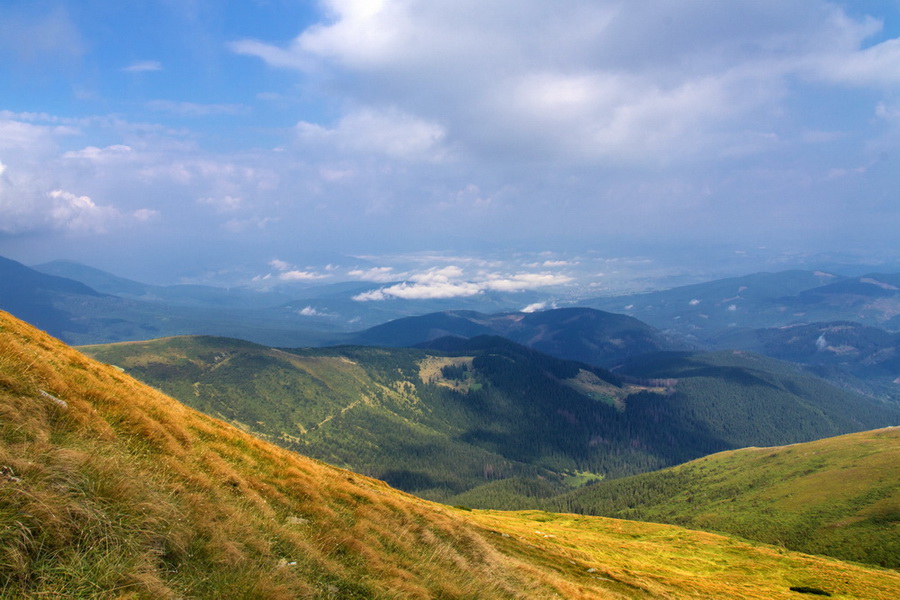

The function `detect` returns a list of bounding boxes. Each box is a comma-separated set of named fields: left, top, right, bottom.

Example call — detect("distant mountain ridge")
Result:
left=0, top=255, right=104, bottom=340
left=348, top=306, right=694, bottom=367
left=34, top=259, right=294, bottom=309
left=586, top=269, right=900, bottom=340
left=1, top=255, right=341, bottom=346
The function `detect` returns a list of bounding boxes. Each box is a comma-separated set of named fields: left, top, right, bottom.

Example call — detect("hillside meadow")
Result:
left=0, top=310, right=898, bottom=598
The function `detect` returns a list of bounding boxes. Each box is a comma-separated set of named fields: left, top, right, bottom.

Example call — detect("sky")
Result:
left=1, top=0, right=899, bottom=295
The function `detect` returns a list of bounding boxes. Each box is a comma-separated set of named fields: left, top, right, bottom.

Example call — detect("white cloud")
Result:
left=481, top=272, right=573, bottom=292
left=233, top=0, right=900, bottom=166
left=298, top=306, right=335, bottom=317
left=63, top=145, right=135, bottom=162
left=542, top=260, right=574, bottom=267
left=146, top=100, right=250, bottom=116
left=296, top=107, right=449, bottom=161
left=46, top=189, right=118, bottom=233
left=269, top=259, right=291, bottom=271
left=409, top=265, right=465, bottom=284
left=348, top=266, right=398, bottom=282
left=352, top=267, right=573, bottom=301
left=225, top=0, right=900, bottom=185
left=354, top=280, right=482, bottom=301
left=521, top=302, right=547, bottom=313
left=123, top=60, right=163, bottom=73
left=279, top=269, right=329, bottom=281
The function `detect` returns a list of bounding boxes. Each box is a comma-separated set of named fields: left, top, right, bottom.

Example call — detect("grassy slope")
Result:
left=2, top=313, right=899, bottom=599
left=549, top=428, right=900, bottom=568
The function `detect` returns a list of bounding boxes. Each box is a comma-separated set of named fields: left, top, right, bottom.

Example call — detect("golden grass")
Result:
left=2, top=309, right=898, bottom=599
left=468, top=510, right=900, bottom=600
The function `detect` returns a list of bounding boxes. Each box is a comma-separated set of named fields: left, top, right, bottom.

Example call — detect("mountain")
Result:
left=33, top=259, right=296, bottom=309
left=585, top=269, right=900, bottom=343
left=584, top=270, right=843, bottom=341
left=7, top=315, right=899, bottom=598
left=0, top=255, right=104, bottom=340
left=549, top=427, right=900, bottom=569
left=348, top=307, right=692, bottom=367
left=82, top=335, right=899, bottom=502
left=715, top=321, right=900, bottom=398
left=793, top=273, right=900, bottom=329
left=1, top=255, right=341, bottom=347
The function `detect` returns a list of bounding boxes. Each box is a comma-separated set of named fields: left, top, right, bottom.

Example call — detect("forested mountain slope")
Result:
left=82, top=336, right=899, bottom=501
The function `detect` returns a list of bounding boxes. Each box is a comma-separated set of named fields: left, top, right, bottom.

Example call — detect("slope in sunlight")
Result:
left=551, top=427, right=900, bottom=568
left=1, top=310, right=898, bottom=599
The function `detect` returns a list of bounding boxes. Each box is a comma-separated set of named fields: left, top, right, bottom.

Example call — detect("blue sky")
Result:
left=1, top=0, right=899, bottom=294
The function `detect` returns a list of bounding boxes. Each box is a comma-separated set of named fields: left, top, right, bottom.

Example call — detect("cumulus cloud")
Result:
left=296, top=108, right=449, bottom=162
left=298, top=306, right=335, bottom=317
left=352, top=266, right=573, bottom=301
left=0, top=186, right=119, bottom=234
left=279, top=269, right=329, bottom=281
left=481, top=272, right=573, bottom=292
left=233, top=0, right=900, bottom=165
left=354, top=280, right=482, bottom=301
left=521, top=302, right=547, bottom=313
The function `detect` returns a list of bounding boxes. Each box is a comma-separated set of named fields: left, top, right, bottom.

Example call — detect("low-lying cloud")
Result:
left=353, top=266, right=574, bottom=301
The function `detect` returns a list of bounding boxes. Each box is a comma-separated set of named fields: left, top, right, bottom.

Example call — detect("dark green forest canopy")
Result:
left=83, top=337, right=899, bottom=502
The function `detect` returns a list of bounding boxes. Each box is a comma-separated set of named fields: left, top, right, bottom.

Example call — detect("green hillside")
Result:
left=6, top=315, right=900, bottom=598
left=82, top=336, right=899, bottom=502
left=548, top=428, right=900, bottom=568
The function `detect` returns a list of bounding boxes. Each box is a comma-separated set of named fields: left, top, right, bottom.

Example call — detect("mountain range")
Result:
left=586, top=269, right=900, bottom=341
left=82, top=334, right=900, bottom=503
